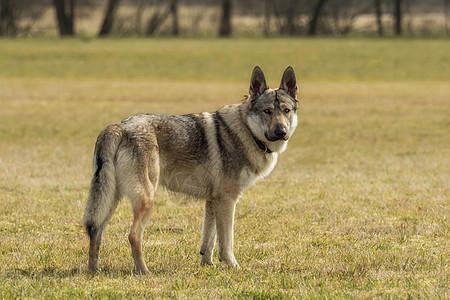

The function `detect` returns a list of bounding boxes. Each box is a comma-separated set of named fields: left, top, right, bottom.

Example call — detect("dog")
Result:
left=83, top=66, right=299, bottom=274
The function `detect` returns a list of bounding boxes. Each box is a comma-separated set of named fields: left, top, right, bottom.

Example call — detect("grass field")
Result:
left=0, top=38, right=449, bottom=298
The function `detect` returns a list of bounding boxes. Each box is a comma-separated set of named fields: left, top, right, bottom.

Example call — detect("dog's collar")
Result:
left=253, top=136, right=273, bottom=154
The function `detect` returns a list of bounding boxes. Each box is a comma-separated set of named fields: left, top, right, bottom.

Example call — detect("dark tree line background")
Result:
left=0, top=0, right=449, bottom=37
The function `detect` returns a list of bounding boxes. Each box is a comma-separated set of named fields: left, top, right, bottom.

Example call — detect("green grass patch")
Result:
left=0, top=38, right=449, bottom=298
left=0, top=38, right=449, bottom=82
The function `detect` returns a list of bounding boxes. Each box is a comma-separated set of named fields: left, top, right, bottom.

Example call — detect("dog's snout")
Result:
left=274, top=125, right=287, bottom=138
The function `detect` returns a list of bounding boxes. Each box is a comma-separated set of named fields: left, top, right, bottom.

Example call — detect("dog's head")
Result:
left=247, top=66, right=299, bottom=150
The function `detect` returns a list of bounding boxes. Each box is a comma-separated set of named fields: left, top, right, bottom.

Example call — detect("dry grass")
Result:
left=0, top=38, right=449, bottom=298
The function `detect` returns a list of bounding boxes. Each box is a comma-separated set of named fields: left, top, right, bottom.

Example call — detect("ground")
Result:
left=0, top=38, right=449, bottom=298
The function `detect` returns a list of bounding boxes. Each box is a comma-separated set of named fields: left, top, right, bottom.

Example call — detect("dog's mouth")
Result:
left=265, top=133, right=289, bottom=142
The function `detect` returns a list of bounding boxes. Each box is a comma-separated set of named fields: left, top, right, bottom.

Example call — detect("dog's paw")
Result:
left=228, top=260, right=240, bottom=269
left=219, top=255, right=240, bottom=268
left=200, top=256, right=214, bottom=266
left=200, top=260, right=214, bottom=266
left=200, top=253, right=214, bottom=266
left=135, top=266, right=150, bottom=275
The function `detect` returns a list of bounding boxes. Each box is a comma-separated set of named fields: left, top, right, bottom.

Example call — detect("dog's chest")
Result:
left=238, top=153, right=278, bottom=191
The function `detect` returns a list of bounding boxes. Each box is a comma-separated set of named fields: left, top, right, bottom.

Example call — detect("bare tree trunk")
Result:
left=394, top=0, right=402, bottom=35
left=445, top=0, right=450, bottom=36
left=375, top=0, right=383, bottom=36
left=99, top=0, right=120, bottom=36
left=145, top=6, right=171, bottom=35
left=53, top=0, right=75, bottom=36
left=308, top=0, right=328, bottom=36
left=0, top=0, right=17, bottom=36
left=219, top=0, right=232, bottom=36
left=263, top=0, right=271, bottom=36
left=286, top=0, right=297, bottom=35
left=54, top=0, right=67, bottom=34
left=170, top=0, right=179, bottom=35
left=68, top=0, right=74, bottom=33
left=135, top=0, right=146, bottom=34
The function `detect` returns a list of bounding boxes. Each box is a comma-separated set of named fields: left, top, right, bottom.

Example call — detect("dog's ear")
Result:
left=249, top=66, right=268, bottom=99
left=279, top=66, right=298, bottom=99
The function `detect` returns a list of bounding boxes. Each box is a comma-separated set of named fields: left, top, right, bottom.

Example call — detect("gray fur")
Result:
left=83, top=66, right=299, bottom=273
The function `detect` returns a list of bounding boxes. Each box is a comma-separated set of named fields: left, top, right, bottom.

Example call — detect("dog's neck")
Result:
left=252, top=136, right=273, bottom=154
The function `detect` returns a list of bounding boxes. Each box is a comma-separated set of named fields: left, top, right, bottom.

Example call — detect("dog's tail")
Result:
left=83, top=124, right=124, bottom=241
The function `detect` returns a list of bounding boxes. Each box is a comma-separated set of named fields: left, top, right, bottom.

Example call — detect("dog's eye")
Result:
left=284, top=108, right=291, bottom=114
left=263, top=109, right=272, bottom=115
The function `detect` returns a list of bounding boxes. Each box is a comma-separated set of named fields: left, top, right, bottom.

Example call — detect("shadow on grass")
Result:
left=6, top=266, right=139, bottom=279
left=6, top=262, right=192, bottom=279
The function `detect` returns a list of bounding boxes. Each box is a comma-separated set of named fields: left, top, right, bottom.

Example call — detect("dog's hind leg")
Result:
left=126, top=156, right=158, bottom=275
left=200, top=199, right=216, bottom=265
left=116, top=135, right=159, bottom=274
left=128, top=185, right=154, bottom=275
left=85, top=176, right=122, bottom=272
left=86, top=191, right=121, bottom=272
left=84, top=125, right=124, bottom=272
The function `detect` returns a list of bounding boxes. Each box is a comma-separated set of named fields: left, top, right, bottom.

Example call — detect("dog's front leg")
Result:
left=215, top=197, right=239, bottom=268
left=200, top=199, right=216, bottom=265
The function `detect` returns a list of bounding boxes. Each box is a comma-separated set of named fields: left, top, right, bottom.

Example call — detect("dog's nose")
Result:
left=274, top=126, right=287, bottom=139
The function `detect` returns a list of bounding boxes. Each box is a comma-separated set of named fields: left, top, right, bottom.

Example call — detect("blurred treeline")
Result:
left=0, top=0, right=449, bottom=37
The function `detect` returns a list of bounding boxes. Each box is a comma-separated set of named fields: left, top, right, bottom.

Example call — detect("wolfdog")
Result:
left=83, top=66, right=299, bottom=274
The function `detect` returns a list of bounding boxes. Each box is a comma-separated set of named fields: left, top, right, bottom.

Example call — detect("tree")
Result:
left=219, top=0, right=232, bottom=36
left=135, top=0, right=145, bottom=34
left=263, top=0, right=272, bottom=36
left=285, top=0, right=299, bottom=35
left=0, top=0, right=17, bottom=36
left=374, top=0, right=383, bottom=36
left=324, top=0, right=369, bottom=35
left=99, top=0, right=120, bottom=36
left=394, top=0, right=402, bottom=35
left=274, top=0, right=303, bottom=36
left=53, top=0, right=75, bottom=36
left=145, top=0, right=179, bottom=36
left=308, top=0, right=328, bottom=36
left=170, top=0, right=179, bottom=35
left=146, top=7, right=170, bottom=35
left=444, top=0, right=450, bottom=35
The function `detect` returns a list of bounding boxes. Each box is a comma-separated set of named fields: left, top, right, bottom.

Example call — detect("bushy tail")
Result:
left=83, top=125, right=123, bottom=241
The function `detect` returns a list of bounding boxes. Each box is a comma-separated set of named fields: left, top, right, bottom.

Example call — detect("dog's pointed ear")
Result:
left=249, top=66, right=268, bottom=99
left=279, top=66, right=298, bottom=99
